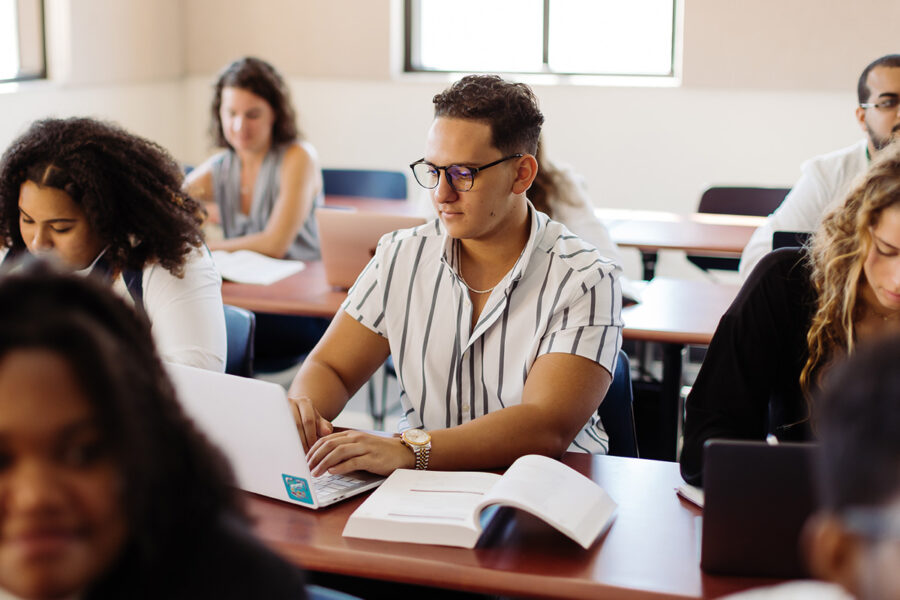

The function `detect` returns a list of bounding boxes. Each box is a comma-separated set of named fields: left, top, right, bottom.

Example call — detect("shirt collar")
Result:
left=439, top=201, right=546, bottom=292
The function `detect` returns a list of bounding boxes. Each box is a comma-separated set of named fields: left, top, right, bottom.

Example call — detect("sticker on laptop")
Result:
left=282, top=474, right=314, bottom=505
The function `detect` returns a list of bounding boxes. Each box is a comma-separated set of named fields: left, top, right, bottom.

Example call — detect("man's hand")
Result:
left=289, top=396, right=334, bottom=452
left=306, top=430, right=415, bottom=476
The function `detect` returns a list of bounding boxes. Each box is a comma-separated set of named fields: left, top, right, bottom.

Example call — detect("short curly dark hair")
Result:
left=210, top=56, right=300, bottom=149
left=432, top=74, right=544, bottom=155
left=0, top=117, right=205, bottom=276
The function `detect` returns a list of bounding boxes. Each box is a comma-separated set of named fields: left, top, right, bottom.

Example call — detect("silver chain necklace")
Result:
left=459, top=274, right=495, bottom=295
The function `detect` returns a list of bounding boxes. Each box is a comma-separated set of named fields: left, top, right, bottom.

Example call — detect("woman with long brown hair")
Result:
left=681, top=141, right=900, bottom=485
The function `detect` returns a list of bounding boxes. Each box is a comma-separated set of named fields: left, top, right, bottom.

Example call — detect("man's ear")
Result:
left=803, top=512, right=864, bottom=597
left=511, top=154, right=538, bottom=195
left=856, top=106, right=868, bottom=133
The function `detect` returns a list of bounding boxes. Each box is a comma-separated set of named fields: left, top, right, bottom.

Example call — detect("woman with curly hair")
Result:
left=184, top=56, right=322, bottom=261
left=185, top=56, right=328, bottom=366
left=680, top=140, right=900, bottom=486
left=0, top=262, right=308, bottom=599
left=0, top=117, right=226, bottom=371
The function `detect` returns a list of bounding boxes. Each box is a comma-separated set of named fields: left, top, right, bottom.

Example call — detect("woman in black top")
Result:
left=681, top=141, right=900, bottom=485
left=0, top=261, right=307, bottom=600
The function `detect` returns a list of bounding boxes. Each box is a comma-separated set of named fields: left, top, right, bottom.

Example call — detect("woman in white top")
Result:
left=528, top=141, right=624, bottom=265
left=0, top=117, right=226, bottom=371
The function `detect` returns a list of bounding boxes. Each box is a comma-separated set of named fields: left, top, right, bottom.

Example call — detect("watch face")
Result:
left=404, top=429, right=430, bottom=445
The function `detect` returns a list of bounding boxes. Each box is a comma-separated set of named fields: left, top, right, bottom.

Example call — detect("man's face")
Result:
left=424, top=117, right=526, bottom=244
left=856, top=66, right=900, bottom=155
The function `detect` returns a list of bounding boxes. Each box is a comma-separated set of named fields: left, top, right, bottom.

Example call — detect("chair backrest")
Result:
left=223, top=304, right=256, bottom=377
left=598, top=350, right=638, bottom=458
left=322, top=169, right=407, bottom=200
left=689, top=186, right=791, bottom=272
left=697, top=186, right=790, bottom=217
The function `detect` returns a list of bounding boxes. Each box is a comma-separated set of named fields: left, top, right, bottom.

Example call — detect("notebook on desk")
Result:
left=165, top=363, right=385, bottom=509
left=700, top=439, right=817, bottom=578
left=316, top=207, right=427, bottom=289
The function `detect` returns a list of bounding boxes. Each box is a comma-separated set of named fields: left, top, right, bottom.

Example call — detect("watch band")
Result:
left=413, top=444, right=430, bottom=470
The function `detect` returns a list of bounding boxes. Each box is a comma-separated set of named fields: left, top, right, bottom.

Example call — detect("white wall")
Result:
left=0, top=0, right=890, bottom=281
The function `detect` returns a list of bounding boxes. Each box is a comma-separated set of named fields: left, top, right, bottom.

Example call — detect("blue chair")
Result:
left=306, top=585, right=362, bottom=600
left=223, top=304, right=256, bottom=377
left=322, top=169, right=407, bottom=200
left=687, top=186, right=790, bottom=272
left=598, top=350, right=639, bottom=458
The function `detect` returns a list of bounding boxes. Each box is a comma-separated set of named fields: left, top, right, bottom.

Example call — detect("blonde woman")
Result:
left=681, top=141, right=900, bottom=485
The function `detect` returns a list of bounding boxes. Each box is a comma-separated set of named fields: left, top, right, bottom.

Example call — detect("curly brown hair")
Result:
left=432, top=74, right=544, bottom=156
left=801, top=140, right=900, bottom=393
left=210, top=56, right=300, bottom=149
left=0, top=117, right=205, bottom=276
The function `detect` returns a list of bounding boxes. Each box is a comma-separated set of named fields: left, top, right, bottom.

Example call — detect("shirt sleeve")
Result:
left=340, top=243, right=388, bottom=337
left=680, top=249, right=809, bottom=486
left=536, top=267, right=623, bottom=377
left=738, top=158, right=832, bottom=279
left=142, top=248, right=227, bottom=372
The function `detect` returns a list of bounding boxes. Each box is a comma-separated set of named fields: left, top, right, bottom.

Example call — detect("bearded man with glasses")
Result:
left=289, top=74, right=623, bottom=477
left=740, top=54, right=900, bottom=280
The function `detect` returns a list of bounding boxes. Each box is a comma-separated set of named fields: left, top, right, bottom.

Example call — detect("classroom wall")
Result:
left=0, top=0, right=895, bottom=279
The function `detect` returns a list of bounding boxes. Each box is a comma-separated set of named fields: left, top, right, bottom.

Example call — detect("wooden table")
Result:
left=247, top=454, right=780, bottom=599
left=622, top=278, right=740, bottom=461
left=598, top=209, right=765, bottom=280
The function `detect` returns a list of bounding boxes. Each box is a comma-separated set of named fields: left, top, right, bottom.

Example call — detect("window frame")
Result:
left=0, top=0, right=47, bottom=84
left=402, top=0, right=679, bottom=81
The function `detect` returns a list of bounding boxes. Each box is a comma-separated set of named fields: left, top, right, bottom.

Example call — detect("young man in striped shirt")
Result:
left=290, top=75, right=623, bottom=476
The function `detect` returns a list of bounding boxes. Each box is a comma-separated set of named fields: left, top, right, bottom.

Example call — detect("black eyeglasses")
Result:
left=409, top=154, right=523, bottom=192
left=860, top=97, right=900, bottom=112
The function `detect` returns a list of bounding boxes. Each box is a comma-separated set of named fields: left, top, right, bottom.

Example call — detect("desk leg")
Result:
left=640, top=250, right=658, bottom=280
left=659, top=343, right=684, bottom=462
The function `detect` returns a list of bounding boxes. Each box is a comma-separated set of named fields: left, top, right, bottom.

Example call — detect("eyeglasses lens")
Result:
left=446, top=166, right=474, bottom=192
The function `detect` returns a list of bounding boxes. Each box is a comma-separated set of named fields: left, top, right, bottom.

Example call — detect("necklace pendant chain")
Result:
left=459, top=275, right=495, bottom=295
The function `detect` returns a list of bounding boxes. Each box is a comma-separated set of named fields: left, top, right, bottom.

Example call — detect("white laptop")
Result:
left=316, top=207, right=427, bottom=289
left=165, top=363, right=385, bottom=509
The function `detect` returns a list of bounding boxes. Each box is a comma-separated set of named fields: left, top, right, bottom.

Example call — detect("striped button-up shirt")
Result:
left=342, top=207, right=623, bottom=453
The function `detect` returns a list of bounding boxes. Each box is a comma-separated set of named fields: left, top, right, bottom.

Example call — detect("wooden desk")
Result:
left=324, top=194, right=421, bottom=215
left=597, top=209, right=764, bottom=280
left=623, top=278, right=740, bottom=460
left=222, top=261, right=344, bottom=318
left=247, top=454, right=779, bottom=599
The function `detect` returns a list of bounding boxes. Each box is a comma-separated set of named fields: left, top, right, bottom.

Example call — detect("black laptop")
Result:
left=700, top=439, right=818, bottom=578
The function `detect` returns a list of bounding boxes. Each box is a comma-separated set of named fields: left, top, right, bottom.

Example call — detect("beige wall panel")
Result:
left=45, top=0, right=184, bottom=85
left=184, top=0, right=391, bottom=78
left=684, top=0, right=900, bottom=90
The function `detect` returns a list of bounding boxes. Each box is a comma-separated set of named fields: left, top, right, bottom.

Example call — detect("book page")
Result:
left=343, top=469, right=502, bottom=548
left=478, top=454, right=617, bottom=549
left=211, top=250, right=305, bottom=285
left=355, top=470, right=500, bottom=522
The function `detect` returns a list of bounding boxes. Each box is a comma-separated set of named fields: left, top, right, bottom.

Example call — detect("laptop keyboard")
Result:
left=312, top=472, right=368, bottom=501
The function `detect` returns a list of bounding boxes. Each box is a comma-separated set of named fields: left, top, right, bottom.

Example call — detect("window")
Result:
left=404, top=0, right=677, bottom=79
left=0, top=0, right=45, bottom=83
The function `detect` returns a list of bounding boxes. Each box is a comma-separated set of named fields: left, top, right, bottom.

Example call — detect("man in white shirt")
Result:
left=289, top=75, right=623, bottom=476
left=739, top=54, right=900, bottom=279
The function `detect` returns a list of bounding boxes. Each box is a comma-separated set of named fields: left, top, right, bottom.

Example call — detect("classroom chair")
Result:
left=687, top=186, right=790, bottom=272
left=223, top=304, right=256, bottom=377
left=598, top=350, right=639, bottom=458
left=322, top=168, right=407, bottom=200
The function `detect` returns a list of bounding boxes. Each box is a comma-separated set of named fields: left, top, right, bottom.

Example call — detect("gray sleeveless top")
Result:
left=210, top=145, right=322, bottom=260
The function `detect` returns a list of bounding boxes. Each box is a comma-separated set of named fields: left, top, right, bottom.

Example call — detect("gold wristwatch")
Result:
left=400, top=428, right=432, bottom=470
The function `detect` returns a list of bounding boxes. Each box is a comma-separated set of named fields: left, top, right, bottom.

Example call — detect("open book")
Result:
left=210, top=250, right=304, bottom=285
left=342, top=454, right=617, bottom=549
